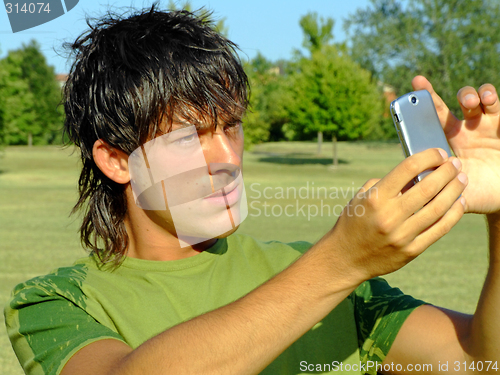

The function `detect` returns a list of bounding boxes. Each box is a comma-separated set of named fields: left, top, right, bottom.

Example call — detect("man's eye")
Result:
left=174, top=133, right=197, bottom=145
left=226, top=122, right=242, bottom=133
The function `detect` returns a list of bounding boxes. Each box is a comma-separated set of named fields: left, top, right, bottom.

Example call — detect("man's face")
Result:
left=128, top=119, right=247, bottom=247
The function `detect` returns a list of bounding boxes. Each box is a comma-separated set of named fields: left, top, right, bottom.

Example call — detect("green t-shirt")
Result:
left=5, top=234, right=425, bottom=375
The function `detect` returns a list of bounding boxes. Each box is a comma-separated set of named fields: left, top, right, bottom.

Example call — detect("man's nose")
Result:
left=205, top=131, right=241, bottom=169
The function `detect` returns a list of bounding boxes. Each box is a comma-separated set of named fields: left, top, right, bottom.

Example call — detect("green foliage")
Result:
left=0, top=40, right=63, bottom=145
left=284, top=46, right=385, bottom=142
left=299, top=12, right=334, bottom=52
left=0, top=52, right=6, bottom=147
left=0, top=55, right=37, bottom=145
left=344, top=0, right=500, bottom=115
left=242, top=11, right=392, bottom=150
left=243, top=54, right=292, bottom=148
left=168, top=0, right=228, bottom=36
left=282, top=12, right=386, bottom=144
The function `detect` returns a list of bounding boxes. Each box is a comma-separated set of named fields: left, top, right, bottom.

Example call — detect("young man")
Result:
left=5, top=6, right=500, bottom=375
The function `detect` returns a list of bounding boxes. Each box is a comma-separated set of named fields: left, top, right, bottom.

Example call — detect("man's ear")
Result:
left=92, top=140, right=130, bottom=184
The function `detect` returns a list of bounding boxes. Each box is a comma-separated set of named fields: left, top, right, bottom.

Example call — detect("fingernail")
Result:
left=460, top=196, right=466, bottom=209
left=438, top=148, right=448, bottom=159
left=464, top=94, right=476, bottom=103
left=458, top=172, right=468, bottom=184
left=482, top=90, right=493, bottom=100
left=452, top=158, right=462, bottom=170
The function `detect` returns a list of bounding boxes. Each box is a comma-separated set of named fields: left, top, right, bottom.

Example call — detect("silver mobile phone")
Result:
left=390, top=90, right=453, bottom=183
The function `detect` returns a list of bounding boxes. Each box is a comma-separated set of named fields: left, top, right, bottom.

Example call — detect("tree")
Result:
left=0, top=46, right=6, bottom=147
left=285, top=45, right=384, bottom=166
left=168, top=0, right=228, bottom=36
left=242, top=53, right=292, bottom=148
left=281, top=12, right=385, bottom=165
left=298, top=12, right=336, bottom=153
left=0, top=55, right=37, bottom=145
left=0, top=40, right=63, bottom=145
left=344, top=0, right=500, bottom=115
left=299, top=12, right=334, bottom=53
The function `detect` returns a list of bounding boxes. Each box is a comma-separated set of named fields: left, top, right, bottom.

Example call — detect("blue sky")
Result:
left=0, top=0, right=372, bottom=74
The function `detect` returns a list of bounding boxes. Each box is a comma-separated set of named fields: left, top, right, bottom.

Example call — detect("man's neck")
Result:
left=124, top=216, right=218, bottom=261
left=123, top=187, right=218, bottom=261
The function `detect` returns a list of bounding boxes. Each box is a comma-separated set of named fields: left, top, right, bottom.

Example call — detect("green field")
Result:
left=0, top=143, right=489, bottom=374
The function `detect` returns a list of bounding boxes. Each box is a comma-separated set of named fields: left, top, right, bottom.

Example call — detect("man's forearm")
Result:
left=468, top=213, right=500, bottom=362
left=486, top=213, right=500, bottom=266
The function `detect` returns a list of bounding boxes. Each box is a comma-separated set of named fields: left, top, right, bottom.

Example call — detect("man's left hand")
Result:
left=412, top=75, right=500, bottom=215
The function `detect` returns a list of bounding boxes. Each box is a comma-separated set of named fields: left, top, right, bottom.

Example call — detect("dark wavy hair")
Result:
left=63, top=5, right=249, bottom=266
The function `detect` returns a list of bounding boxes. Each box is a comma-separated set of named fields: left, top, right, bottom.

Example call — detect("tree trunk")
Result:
left=332, top=134, right=338, bottom=166
left=28, top=133, right=33, bottom=147
left=317, top=131, right=323, bottom=154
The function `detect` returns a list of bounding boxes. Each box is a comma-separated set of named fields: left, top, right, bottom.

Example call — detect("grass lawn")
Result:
left=0, top=142, right=489, bottom=374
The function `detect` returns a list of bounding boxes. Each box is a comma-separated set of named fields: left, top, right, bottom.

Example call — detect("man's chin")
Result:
left=214, top=224, right=240, bottom=239
left=177, top=224, right=240, bottom=249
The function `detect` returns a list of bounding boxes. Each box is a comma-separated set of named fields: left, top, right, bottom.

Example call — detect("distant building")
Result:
left=382, top=84, right=396, bottom=104
left=267, top=66, right=281, bottom=76
left=55, top=74, right=68, bottom=89
left=380, top=83, right=396, bottom=118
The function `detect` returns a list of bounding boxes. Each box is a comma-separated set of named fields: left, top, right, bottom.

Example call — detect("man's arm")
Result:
left=382, top=78, right=500, bottom=374
left=62, top=244, right=361, bottom=375
left=61, top=148, right=466, bottom=375
left=470, top=213, right=500, bottom=360
left=381, top=214, right=500, bottom=374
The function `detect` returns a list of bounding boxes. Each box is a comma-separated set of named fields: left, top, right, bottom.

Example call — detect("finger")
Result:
left=400, top=157, right=463, bottom=215
left=376, top=148, right=448, bottom=199
left=457, top=86, right=483, bottom=119
left=404, top=196, right=465, bottom=257
left=402, top=168, right=466, bottom=240
left=354, top=178, right=381, bottom=202
left=360, top=178, right=380, bottom=192
left=412, top=75, right=460, bottom=135
left=478, top=84, right=500, bottom=115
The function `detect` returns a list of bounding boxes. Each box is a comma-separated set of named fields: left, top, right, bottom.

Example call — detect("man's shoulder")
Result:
left=5, top=257, right=126, bottom=375
left=7, top=256, right=99, bottom=309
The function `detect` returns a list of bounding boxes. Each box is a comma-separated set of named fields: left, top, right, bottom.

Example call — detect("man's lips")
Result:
left=205, top=184, right=237, bottom=198
left=203, top=182, right=241, bottom=206
left=204, top=174, right=239, bottom=198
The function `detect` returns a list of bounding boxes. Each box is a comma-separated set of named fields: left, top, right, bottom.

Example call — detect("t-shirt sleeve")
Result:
left=348, top=277, right=427, bottom=372
left=4, top=268, right=125, bottom=375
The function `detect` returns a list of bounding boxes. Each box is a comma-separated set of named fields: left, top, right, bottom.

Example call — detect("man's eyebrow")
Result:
left=173, top=122, right=195, bottom=129
left=172, top=121, right=213, bottom=131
